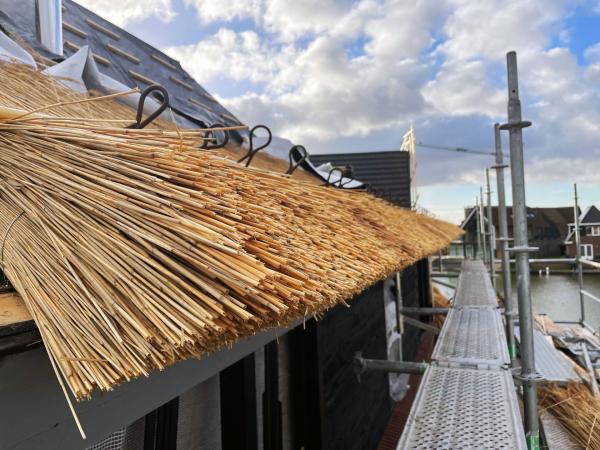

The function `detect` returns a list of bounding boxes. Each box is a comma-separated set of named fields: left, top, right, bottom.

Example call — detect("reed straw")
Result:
left=0, top=59, right=461, bottom=403
left=0, top=116, right=461, bottom=401
left=540, top=382, right=600, bottom=449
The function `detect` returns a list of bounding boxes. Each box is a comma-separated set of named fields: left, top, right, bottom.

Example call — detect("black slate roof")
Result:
left=310, top=151, right=411, bottom=208
left=582, top=206, right=600, bottom=224
left=0, top=0, right=241, bottom=129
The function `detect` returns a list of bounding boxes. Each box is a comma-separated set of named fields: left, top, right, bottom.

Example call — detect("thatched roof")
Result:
left=0, top=61, right=461, bottom=403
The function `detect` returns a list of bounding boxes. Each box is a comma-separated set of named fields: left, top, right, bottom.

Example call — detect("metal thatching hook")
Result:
left=127, top=84, right=169, bottom=129
left=286, top=145, right=308, bottom=175
left=238, top=124, right=272, bottom=167
left=323, top=167, right=344, bottom=187
left=340, top=176, right=356, bottom=187
left=201, top=123, right=230, bottom=150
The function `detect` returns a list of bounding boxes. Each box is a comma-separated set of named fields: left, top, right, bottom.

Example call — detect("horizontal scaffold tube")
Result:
left=353, top=352, right=428, bottom=376
left=399, top=307, right=450, bottom=315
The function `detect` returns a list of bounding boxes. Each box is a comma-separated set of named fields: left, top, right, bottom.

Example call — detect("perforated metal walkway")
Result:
left=452, top=261, right=498, bottom=308
left=432, top=308, right=510, bottom=369
left=397, top=260, right=527, bottom=449
left=540, top=410, right=582, bottom=450
left=397, top=366, right=526, bottom=449
left=515, top=327, right=579, bottom=383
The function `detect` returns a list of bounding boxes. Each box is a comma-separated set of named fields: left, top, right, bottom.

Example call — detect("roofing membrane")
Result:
left=0, top=0, right=239, bottom=129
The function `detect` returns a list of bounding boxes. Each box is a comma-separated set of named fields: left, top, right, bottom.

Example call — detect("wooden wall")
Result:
left=316, top=281, right=391, bottom=450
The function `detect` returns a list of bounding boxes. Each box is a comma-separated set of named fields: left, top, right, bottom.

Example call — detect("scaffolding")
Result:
left=396, top=260, right=526, bottom=449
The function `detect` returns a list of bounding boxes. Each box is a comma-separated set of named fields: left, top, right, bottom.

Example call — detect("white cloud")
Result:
left=423, top=59, right=504, bottom=117
left=159, top=0, right=600, bottom=216
left=263, top=0, right=354, bottom=42
left=526, top=158, right=600, bottom=184
left=183, top=0, right=260, bottom=24
left=185, top=0, right=357, bottom=42
left=76, top=0, right=176, bottom=27
left=436, top=0, right=569, bottom=62
left=167, top=0, right=439, bottom=142
left=165, top=29, right=296, bottom=84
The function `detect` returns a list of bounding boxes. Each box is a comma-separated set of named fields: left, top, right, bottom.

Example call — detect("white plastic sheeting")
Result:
left=313, top=161, right=364, bottom=188
left=42, top=45, right=89, bottom=92
left=0, top=29, right=36, bottom=67
left=239, top=133, right=364, bottom=187
left=41, top=45, right=197, bottom=127
left=383, top=275, right=410, bottom=401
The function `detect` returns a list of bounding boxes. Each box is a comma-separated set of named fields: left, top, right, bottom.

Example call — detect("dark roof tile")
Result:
left=0, top=0, right=242, bottom=130
left=582, top=206, right=600, bottom=224
left=310, top=151, right=411, bottom=207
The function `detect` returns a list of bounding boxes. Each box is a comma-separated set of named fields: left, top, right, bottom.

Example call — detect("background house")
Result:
left=460, top=205, right=575, bottom=258
left=0, top=3, right=435, bottom=450
left=565, top=206, right=600, bottom=261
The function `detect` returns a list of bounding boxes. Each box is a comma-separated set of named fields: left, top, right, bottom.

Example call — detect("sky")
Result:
left=78, top=0, right=600, bottom=224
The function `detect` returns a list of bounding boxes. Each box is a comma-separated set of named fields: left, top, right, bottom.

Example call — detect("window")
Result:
left=587, top=225, right=600, bottom=236
left=581, top=244, right=594, bottom=260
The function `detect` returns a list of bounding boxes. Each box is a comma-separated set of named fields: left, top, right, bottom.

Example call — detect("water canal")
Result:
left=438, top=271, right=600, bottom=327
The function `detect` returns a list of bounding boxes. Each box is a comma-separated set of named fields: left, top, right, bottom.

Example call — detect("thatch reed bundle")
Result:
left=217, top=145, right=321, bottom=184
left=540, top=382, right=600, bottom=449
left=432, top=285, right=450, bottom=328
left=0, top=113, right=459, bottom=402
left=0, top=60, right=318, bottom=181
left=0, top=61, right=460, bottom=425
left=0, top=62, right=145, bottom=125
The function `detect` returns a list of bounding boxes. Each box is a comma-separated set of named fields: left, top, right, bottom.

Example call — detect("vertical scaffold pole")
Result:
left=475, top=196, right=482, bottom=259
left=493, top=124, right=516, bottom=362
left=500, top=51, right=539, bottom=450
left=394, top=271, right=404, bottom=361
left=574, top=184, right=585, bottom=324
left=485, top=168, right=496, bottom=288
left=480, top=187, right=488, bottom=265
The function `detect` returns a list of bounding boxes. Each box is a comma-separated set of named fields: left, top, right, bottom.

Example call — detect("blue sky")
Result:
left=81, top=0, right=600, bottom=223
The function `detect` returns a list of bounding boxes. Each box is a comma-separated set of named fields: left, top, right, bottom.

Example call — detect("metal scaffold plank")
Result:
left=460, top=259, right=488, bottom=274
left=540, top=410, right=582, bottom=450
left=452, top=267, right=498, bottom=308
left=432, top=308, right=510, bottom=369
left=396, top=366, right=526, bottom=450
left=515, top=328, right=579, bottom=383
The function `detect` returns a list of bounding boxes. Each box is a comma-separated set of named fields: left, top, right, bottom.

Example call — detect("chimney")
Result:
left=35, top=0, right=63, bottom=56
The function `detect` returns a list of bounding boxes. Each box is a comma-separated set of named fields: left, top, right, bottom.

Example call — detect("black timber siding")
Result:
left=400, top=263, right=424, bottom=361
left=317, top=282, right=390, bottom=450
left=289, top=261, right=430, bottom=450
left=310, top=151, right=411, bottom=208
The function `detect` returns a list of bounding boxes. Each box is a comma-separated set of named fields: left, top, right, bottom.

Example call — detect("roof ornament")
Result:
left=200, top=123, right=230, bottom=150
left=286, top=145, right=308, bottom=175
left=238, top=125, right=272, bottom=167
left=127, top=84, right=169, bottom=129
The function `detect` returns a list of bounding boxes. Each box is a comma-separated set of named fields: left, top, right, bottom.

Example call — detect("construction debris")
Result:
left=431, top=285, right=450, bottom=328
left=540, top=383, right=600, bottom=449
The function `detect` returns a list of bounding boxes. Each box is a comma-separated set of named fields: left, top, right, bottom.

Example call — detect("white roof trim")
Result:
left=460, top=207, right=477, bottom=229
left=580, top=206, right=592, bottom=223
left=460, top=206, right=491, bottom=229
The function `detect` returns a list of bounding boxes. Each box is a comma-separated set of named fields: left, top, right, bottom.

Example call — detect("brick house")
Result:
left=460, top=206, right=574, bottom=258
left=565, top=206, right=600, bottom=261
